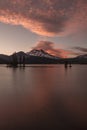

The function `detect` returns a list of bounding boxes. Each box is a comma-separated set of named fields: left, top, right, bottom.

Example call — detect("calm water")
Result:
left=0, top=65, right=87, bottom=129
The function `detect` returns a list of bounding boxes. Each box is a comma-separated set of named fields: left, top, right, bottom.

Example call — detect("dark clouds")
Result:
left=73, top=47, right=87, bottom=53
left=0, top=0, right=87, bottom=36
left=33, top=41, right=80, bottom=58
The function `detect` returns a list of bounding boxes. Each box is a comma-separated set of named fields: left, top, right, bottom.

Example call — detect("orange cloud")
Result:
left=0, top=0, right=87, bottom=36
left=33, top=41, right=80, bottom=58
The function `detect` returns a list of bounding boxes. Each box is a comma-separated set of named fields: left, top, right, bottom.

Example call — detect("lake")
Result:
left=0, top=65, right=87, bottom=129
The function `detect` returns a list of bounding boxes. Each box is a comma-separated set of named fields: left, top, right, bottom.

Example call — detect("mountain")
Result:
left=26, top=49, right=60, bottom=64
left=16, top=51, right=28, bottom=57
left=76, top=54, right=87, bottom=59
left=0, top=50, right=60, bottom=64
left=27, top=49, right=60, bottom=59
left=0, top=50, right=87, bottom=64
left=74, top=54, right=87, bottom=64
left=14, top=50, right=60, bottom=64
left=64, top=54, right=87, bottom=64
left=0, top=54, right=10, bottom=64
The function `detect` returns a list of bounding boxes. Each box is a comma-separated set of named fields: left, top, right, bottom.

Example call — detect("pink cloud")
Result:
left=32, top=41, right=80, bottom=58
left=0, top=0, right=87, bottom=36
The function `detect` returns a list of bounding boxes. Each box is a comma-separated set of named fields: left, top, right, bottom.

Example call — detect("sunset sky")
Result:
left=0, top=0, right=87, bottom=57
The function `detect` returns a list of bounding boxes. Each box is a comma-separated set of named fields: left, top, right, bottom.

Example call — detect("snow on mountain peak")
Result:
left=27, top=49, right=59, bottom=59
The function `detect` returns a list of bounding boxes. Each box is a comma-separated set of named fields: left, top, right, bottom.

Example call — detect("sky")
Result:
left=0, top=0, right=87, bottom=58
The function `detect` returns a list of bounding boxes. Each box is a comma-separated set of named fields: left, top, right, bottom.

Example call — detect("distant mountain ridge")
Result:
left=0, top=49, right=60, bottom=64
left=0, top=50, right=87, bottom=64
left=76, top=54, right=87, bottom=59
left=0, top=54, right=10, bottom=63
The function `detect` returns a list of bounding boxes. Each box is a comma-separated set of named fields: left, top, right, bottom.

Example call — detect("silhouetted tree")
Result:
left=11, top=52, right=18, bottom=67
left=19, top=56, right=22, bottom=66
left=23, top=56, right=25, bottom=67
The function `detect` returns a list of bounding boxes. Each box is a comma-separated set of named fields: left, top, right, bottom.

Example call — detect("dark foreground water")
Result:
left=0, top=65, right=87, bottom=130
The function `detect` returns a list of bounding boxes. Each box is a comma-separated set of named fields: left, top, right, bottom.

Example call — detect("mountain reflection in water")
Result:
left=0, top=65, right=87, bottom=129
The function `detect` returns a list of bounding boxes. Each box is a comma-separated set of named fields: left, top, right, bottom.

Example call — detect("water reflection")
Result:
left=0, top=65, right=87, bottom=129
